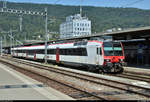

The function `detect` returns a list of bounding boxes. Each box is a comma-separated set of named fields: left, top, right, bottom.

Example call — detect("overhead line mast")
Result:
left=0, top=2, right=48, bottom=63
left=80, top=0, right=83, bottom=17
left=3, top=0, right=7, bottom=8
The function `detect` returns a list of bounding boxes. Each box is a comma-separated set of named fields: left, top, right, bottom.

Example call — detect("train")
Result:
left=11, top=39, right=126, bottom=73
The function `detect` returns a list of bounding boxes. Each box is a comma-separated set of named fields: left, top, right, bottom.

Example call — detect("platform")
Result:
left=0, top=63, right=74, bottom=100
left=124, top=66, right=150, bottom=75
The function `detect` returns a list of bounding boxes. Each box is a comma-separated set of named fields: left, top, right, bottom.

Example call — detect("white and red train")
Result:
left=11, top=40, right=126, bottom=73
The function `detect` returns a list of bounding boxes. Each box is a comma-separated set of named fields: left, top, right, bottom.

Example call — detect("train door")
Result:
left=87, top=46, right=97, bottom=65
left=97, top=46, right=103, bottom=65
left=12, top=50, right=14, bottom=56
left=34, top=50, right=36, bottom=60
left=26, top=50, right=28, bottom=58
left=17, top=50, right=18, bottom=57
left=56, top=47, right=59, bottom=63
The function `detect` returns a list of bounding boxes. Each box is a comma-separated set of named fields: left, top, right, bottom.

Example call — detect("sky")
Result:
left=6, top=0, right=150, bottom=10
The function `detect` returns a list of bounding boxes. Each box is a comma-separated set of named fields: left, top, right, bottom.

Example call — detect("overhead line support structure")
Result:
left=45, top=8, right=48, bottom=64
left=0, top=7, right=48, bottom=63
left=0, top=37, right=2, bottom=56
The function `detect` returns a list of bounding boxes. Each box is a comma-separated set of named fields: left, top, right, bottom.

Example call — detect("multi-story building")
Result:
left=60, top=14, right=91, bottom=39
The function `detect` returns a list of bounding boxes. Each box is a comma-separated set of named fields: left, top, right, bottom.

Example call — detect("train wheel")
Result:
left=99, top=69, right=103, bottom=74
left=119, top=67, right=124, bottom=73
left=87, top=66, right=95, bottom=72
left=87, top=67, right=93, bottom=72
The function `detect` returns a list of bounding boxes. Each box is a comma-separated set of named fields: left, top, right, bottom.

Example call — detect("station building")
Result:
left=60, top=14, right=91, bottom=39
left=123, top=39, right=150, bottom=67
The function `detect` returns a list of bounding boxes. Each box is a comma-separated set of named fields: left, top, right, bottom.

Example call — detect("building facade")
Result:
left=60, top=14, right=91, bottom=39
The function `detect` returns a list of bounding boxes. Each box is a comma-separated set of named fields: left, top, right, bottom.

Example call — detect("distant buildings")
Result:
left=60, top=14, right=91, bottom=39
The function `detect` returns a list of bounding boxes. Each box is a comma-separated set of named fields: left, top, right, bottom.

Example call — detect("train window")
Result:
left=103, top=42, right=113, bottom=48
left=47, top=49, right=57, bottom=54
left=37, top=49, right=43, bottom=54
left=62, top=49, right=66, bottom=55
left=47, top=49, right=51, bottom=54
left=36, top=50, right=39, bottom=54
left=60, top=49, right=63, bottom=55
left=24, top=50, right=27, bottom=53
left=17, top=50, right=22, bottom=53
left=100, top=48, right=102, bottom=55
left=76, top=48, right=87, bottom=56
left=97, top=48, right=102, bottom=55
left=28, top=50, right=34, bottom=55
left=51, top=49, right=54, bottom=54
left=113, top=42, right=122, bottom=47
left=48, top=49, right=53, bottom=54
left=59, top=49, right=62, bottom=55
left=82, top=42, right=87, bottom=45
left=63, top=49, right=66, bottom=55
left=58, top=48, right=87, bottom=56
left=54, top=49, right=56, bottom=54
left=69, top=49, right=73, bottom=55
left=81, top=48, right=87, bottom=56
left=74, top=41, right=87, bottom=46
left=76, top=48, right=81, bottom=55
left=73, top=49, right=76, bottom=55
left=61, top=49, right=65, bottom=55
left=74, top=43, right=78, bottom=46
left=41, top=49, right=44, bottom=54
left=103, top=42, right=123, bottom=56
left=22, top=50, right=25, bottom=53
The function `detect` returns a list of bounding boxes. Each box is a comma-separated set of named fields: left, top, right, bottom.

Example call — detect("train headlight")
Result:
left=107, top=59, right=110, bottom=62
left=119, top=59, right=124, bottom=62
left=104, top=59, right=111, bottom=62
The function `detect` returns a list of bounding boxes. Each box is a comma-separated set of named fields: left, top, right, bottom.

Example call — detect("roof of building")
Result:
left=3, top=26, right=150, bottom=48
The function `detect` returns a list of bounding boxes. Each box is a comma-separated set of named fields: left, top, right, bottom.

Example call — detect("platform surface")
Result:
left=124, top=66, right=150, bottom=75
left=0, top=63, right=74, bottom=100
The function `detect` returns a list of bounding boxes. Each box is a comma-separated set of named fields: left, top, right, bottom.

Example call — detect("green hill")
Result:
left=0, top=1, right=150, bottom=43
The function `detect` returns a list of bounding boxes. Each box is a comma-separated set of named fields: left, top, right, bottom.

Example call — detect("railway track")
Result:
left=0, top=56, right=150, bottom=100
left=0, top=57, right=105, bottom=100
left=113, top=73, right=150, bottom=83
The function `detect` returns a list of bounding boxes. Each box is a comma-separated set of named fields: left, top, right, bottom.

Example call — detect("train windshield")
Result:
left=103, top=42, right=123, bottom=56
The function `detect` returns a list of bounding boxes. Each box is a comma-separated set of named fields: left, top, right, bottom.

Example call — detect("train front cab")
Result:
left=99, top=41, right=126, bottom=73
